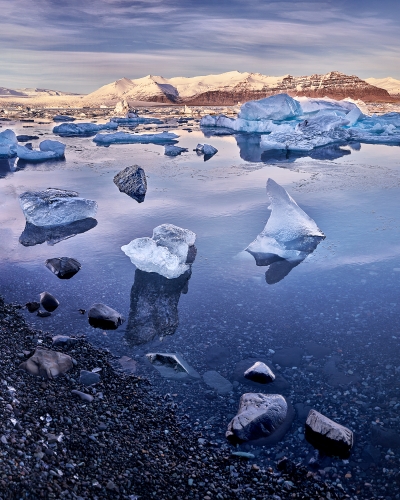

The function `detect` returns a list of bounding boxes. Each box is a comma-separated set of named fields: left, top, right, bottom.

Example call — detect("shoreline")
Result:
left=0, top=296, right=345, bottom=499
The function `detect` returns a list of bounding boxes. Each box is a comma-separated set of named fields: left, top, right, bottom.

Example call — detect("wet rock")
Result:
left=88, top=303, right=124, bottom=330
left=305, top=409, right=353, bottom=458
left=79, top=369, right=100, bottom=386
left=113, top=165, right=147, bottom=202
left=164, top=145, right=188, bottom=156
left=233, top=358, right=290, bottom=393
left=71, top=390, right=94, bottom=402
left=37, top=310, right=51, bottom=317
left=226, top=393, right=288, bottom=444
left=146, top=352, right=200, bottom=380
left=26, top=301, right=40, bottom=313
left=39, top=291, right=59, bottom=312
left=45, top=257, right=81, bottom=279
left=52, top=335, right=78, bottom=347
left=244, top=361, right=275, bottom=384
left=272, top=347, right=303, bottom=367
left=370, top=426, right=400, bottom=448
left=203, top=370, right=233, bottom=394
left=19, top=347, right=73, bottom=379
left=126, top=269, right=191, bottom=345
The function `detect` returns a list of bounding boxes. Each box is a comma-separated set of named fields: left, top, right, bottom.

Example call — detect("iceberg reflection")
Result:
left=19, top=217, right=98, bottom=246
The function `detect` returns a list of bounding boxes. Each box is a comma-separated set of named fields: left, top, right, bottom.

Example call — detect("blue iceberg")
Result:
left=93, top=131, right=179, bottom=146
left=0, top=129, right=18, bottom=158
left=17, top=140, right=66, bottom=161
left=53, top=122, right=118, bottom=136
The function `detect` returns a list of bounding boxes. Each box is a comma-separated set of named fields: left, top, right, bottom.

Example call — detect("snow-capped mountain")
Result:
left=0, top=87, right=80, bottom=97
left=365, top=77, right=400, bottom=96
left=0, top=87, right=27, bottom=97
left=83, top=71, right=392, bottom=105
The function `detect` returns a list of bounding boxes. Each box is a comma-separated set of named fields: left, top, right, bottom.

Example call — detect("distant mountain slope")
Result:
left=365, top=77, right=400, bottom=96
left=0, top=87, right=27, bottom=97
left=83, top=70, right=392, bottom=105
left=0, top=87, right=80, bottom=97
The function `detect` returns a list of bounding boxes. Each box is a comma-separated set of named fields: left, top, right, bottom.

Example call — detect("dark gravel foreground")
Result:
left=0, top=297, right=346, bottom=500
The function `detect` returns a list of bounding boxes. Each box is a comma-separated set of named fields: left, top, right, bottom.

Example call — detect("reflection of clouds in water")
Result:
left=125, top=269, right=192, bottom=346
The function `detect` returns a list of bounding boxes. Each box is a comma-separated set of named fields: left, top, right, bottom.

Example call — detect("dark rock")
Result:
left=19, top=218, right=97, bottom=247
left=19, top=347, right=73, bottom=379
left=113, top=165, right=147, bottom=202
left=244, top=361, right=275, bottom=384
left=39, top=291, right=59, bottom=312
left=233, top=358, right=290, bottom=393
left=37, top=310, right=51, bottom=317
left=272, top=347, right=303, bottom=367
left=125, top=269, right=191, bottom=345
left=226, top=393, right=288, bottom=444
left=88, top=303, right=124, bottom=330
left=79, top=369, right=100, bottom=386
left=16, top=135, right=39, bottom=142
left=26, top=301, right=40, bottom=313
left=45, top=257, right=81, bottom=279
left=71, top=390, right=94, bottom=402
left=305, top=409, right=353, bottom=458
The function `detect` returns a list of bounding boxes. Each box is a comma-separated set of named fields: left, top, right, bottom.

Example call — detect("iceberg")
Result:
left=121, top=223, right=196, bottom=279
left=93, top=131, right=179, bottom=146
left=113, top=165, right=147, bottom=202
left=110, top=117, right=163, bottom=125
left=238, top=94, right=303, bottom=121
left=53, top=122, right=118, bottom=136
left=246, top=179, right=324, bottom=283
left=0, top=129, right=17, bottom=158
left=194, top=143, right=218, bottom=157
left=164, top=145, right=188, bottom=156
left=19, top=188, right=98, bottom=227
left=17, top=140, right=66, bottom=161
left=53, top=115, right=75, bottom=122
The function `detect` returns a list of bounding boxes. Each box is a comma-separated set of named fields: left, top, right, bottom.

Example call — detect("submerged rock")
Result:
left=121, top=223, right=196, bottom=279
left=305, top=409, right=354, bottom=458
left=40, top=291, right=59, bottom=312
left=113, top=165, right=147, bottom=202
left=146, top=352, right=200, bottom=380
left=203, top=370, right=233, bottom=394
left=19, top=188, right=97, bottom=227
left=244, top=361, right=275, bottom=384
left=19, top=218, right=97, bottom=247
left=45, top=257, right=81, bottom=279
left=88, top=303, right=124, bottom=330
left=226, top=393, right=288, bottom=444
left=126, top=269, right=191, bottom=346
left=19, top=348, right=73, bottom=379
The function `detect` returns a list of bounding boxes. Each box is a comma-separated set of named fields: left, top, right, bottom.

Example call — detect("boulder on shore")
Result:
left=305, top=409, right=354, bottom=458
left=19, top=348, right=73, bottom=379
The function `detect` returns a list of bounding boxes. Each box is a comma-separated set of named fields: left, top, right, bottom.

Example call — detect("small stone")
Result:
left=88, top=303, right=124, bottom=330
left=71, top=390, right=94, bottom=402
left=244, top=361, right=275, bottom=384
left=52, top=335, right=78, bottom=347
left=39, top=291, right=59, bottom=312
left=26, top=301, right=40, bottom=313
left=79, top=370, right=100, bottom=386
left=45, top=257, right=81, bottom=279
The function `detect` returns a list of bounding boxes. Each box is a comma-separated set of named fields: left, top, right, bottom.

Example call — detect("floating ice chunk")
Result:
left=238, top=94, right=302, bottom=121
left=19, top=188, right=98, bottom=227
left=246, top=179, right=325, bottom=262
left=194, top=143, right=218, bottom=156
left=17, top=140, right=66, bottom=161
left=53, top=122, right=118, bottom=136
left=93, top=131, right=179, bottom=145
left=0, top=129, right=17, bottom=158
left=121, top=223, right=196, bottom=279
left=296, top=96, right=360, bottom=114
left=164, top=145, right=188, bottom=156
left=110, top=117, right=163, bottom=124
left=53, top=115, right=75, bottom=122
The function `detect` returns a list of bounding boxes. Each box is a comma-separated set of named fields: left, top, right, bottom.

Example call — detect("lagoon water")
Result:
left=1, top=120, right=400, bottom=488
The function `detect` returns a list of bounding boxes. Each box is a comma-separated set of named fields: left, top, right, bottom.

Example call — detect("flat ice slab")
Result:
left=17, top=140, right=66, bottom=161
left=110, top=117, right=163, bottom=124
left=93, top=131, right=179, bottom=145
left=53, top=122, right=118, bottom=136
left=19, top=188, right=98, bottom=227
left=121, top=223, right=196, bottom=279
left=53, top=115, right=75, bottom=122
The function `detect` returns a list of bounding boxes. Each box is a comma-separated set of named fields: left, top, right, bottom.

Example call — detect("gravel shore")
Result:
left=0, top=296, right=346, bottom=500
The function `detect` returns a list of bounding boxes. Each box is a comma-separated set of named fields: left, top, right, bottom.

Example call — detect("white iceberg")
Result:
left=238, top=94, right=303, bottom=121
left=93, top=131, right=179, bottom=145
left=19, top=188, right=98, bottom=227
left=246, top=178, right=325, bottom=262
left=0, top=129, right=18, bottom=158
left=121, top=223, right=196, bottom=279
left=53, top=122, right=118, bottom=136
left=17, top=140, right=66, bottom=161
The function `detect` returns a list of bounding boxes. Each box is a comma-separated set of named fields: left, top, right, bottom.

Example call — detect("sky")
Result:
left=1, top=0, right=399, bottom=93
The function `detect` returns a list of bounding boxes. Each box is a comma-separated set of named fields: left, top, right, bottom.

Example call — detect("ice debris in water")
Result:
left=164, top=145, right=188, bottom=156
left=53, top=122, right=118, bottom=136
left=53, top=115, right=75, bottom=122
left=110, top=117, right=163, bottom=125
left=93, top=131, right=179, bottom=145
left=19, top=188, right=98, bottom=227
left=246, top=178, right=325, bottom=262
left=194, top=143, right=218, bottom=157
left=121, top=223, right=196, bottom=279
left=201, top=93, right=400, bottom=151
left=0, top=129, right=18, bottom=158
left=17, top=140, right=65, bottom=161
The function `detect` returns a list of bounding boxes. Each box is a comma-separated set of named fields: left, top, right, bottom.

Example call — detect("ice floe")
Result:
left=93, top=131, right=179, bottom=145
left=121, top=223, right=196, bottom=279
left=17, top=140, right=66, bottom=161
left=19, top=188, right=98, bottom=227
left=53, top=121, right=118, bottom=136
left=110, top=117, right=163, bottom=125
left=53, top=115, right=75, bottom=122
left=164, top=145, right=188, bottom=156
left=0, top=129, right=18, bottom=158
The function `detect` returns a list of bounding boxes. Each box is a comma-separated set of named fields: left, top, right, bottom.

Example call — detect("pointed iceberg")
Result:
left=246, top=179, right=324, bottom=266
left=121, top=223, right=196, bottom=279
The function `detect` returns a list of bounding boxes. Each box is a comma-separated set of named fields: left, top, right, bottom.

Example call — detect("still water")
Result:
left=1, top=120, right=400, bottom=491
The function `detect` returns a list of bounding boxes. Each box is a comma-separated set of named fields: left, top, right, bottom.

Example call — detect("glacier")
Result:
left=17, top=140, right=66, bottom=161
left=246, top=179, right=324, bottom=283
left=19, top=188, right=98, bottom=227
left=93, top=131, right=179, bottom=146
left=200, top=93, right=400, bottom=152
left=121, top=223, right=196, bottom=279
left=53, top=122, right=118, bottom=136
left=0, top=129, right=18, bottom=158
